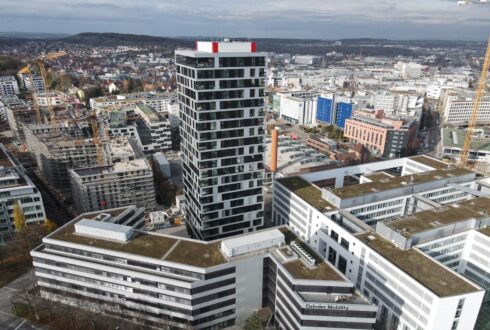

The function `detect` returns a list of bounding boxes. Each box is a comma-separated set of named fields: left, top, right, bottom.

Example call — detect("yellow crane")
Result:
left=91, top=114, right=105, bottom=166
left=20, top=51, right=67, bottom=127
left=460, top=37, right=490, bottom=168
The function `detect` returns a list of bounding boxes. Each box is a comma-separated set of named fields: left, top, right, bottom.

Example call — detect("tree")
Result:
left=243, top=312, right=265, bottom=330
left=43, top=218, right=58, bottom=234
left=13, top=201, right=26, bottom=232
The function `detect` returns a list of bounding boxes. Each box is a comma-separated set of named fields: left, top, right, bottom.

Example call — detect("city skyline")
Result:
left=0, top=0, right=489, bottom=40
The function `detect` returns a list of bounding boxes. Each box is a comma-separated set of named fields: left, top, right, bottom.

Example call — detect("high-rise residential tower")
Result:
left=176, top=41, right=266, bottom=240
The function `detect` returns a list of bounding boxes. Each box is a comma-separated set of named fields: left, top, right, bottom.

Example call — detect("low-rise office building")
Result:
left=272, top=155, right=489, bottom=330
left=31, top=214, right=377, bottom=330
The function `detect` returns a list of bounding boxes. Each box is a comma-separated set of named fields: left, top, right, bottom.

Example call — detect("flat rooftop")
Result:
left=278, top=227, right=344, bottom=281
left=409, top=155, right=449, bottom=170
left=330, top=168, right=472, bottom=199
left=356, top=232, right=480, bottom=297
left=73, top=159, right=148, bottom=176
left=386, top=200, right=487, bottom=237
left=363, top=172, right=392, bottom=181
left=479, top=227, right=490, bottom=237
left=277, top=176, right=337, bottom=212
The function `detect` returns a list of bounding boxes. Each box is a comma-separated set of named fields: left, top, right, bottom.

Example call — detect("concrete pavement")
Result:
left=0, top=270, right=44, bottom=330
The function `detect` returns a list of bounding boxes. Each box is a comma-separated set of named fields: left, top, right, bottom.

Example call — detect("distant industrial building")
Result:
left=343, top=109, right=417, bottom=158
left=316, top=94, right=355, bottom=129
left=0, top=144, right=45, bottom=243
left=394, top=61, right=422, bottom=79
left=0, top=76, right=19, bottom=96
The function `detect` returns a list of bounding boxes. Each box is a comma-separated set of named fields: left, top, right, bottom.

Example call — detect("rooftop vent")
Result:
left=367, top=235, right=376, bottom=241
left=74, top=219, right=134, bottom=243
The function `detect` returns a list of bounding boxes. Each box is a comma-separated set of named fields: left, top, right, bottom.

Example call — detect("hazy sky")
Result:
left=0, top=0, right=489, bottom=40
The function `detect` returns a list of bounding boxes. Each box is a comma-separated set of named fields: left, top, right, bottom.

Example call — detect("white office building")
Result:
left=441, top=91, right=490, bottom=125
left=0, top=76, right=19, bottom=96
left=31, top=212, right=378, bottom=330
left=0, top=144, right=45, bottom=243
left=176, top=41, right=266, bottom=240
left=279, top=92, right=319, bottom=125
left=273, top=155, right=489, bottom=330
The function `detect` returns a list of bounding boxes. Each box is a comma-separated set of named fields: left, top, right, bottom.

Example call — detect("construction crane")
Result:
left=20, top=51, right=67, bottom=127
left=90, top=114, right=106, bottom=166
left=460, top=37, right=490, bottom=168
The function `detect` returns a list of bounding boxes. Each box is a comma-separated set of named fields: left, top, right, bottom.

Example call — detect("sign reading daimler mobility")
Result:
left=305, top=304, right=350, bottom=310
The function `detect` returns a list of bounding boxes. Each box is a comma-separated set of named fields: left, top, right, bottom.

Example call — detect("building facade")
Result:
left=69, top=158, right=156, bottom=214
left=31, top=213, right=377, bottom=330
left=0, top=144, right=45, bottom=243
left=316, top=94, right=355, bottom=129
left=272, top=156, right=489, bottom=330
left=176, top=41, right=266, bottom=240
left=0, top=76, right=20, bottom=96
left=344, top=110, right=417, bottom=158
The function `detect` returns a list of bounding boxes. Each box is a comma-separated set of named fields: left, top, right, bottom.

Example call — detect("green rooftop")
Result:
left=410, top=156, right=449, bottom=170
left=364, top=172, right=392, bottom=181
left=165, top=241, right=226, bottom=268
left=50, top=219, right=227, bottom=268
left=277, top=176, right=337, bottom=212
left=357, top=232, right=479, bottom=297
left=442, top=128, right=490, bottom=151
left=283, top=260, right=344, bottom=281
left=387, top=203, right=483, bottom=237
left=330, top=168, right=472, bottom=199
left=51, top=223, right=178, bottom=259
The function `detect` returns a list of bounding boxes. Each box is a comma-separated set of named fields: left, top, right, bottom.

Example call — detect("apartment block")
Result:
left=90, top=92, right=177, bottom=113
left=132, top=104, right=172, bottom=154
left=0, top=144, right=45, bottom=243
left=272, top=156, right=489, bottom=330
left=344, top=109, right=417, bottom=158
left=31, top=210, right=377, bottom=330
left=0, top=76, right=19, bottom=96
left=176, top=41, right=266, bottom=240
left=22, top=74, right=46, bottom=93
left=70, top=157, right=156, bottom=214
left=24, top=125, right=100, bottom=194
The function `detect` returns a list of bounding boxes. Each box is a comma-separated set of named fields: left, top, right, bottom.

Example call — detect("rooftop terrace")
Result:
left=356, top=232, right=480, bottom=297
left=330, top=168, right=472, bottom=199
left=277, top=176, right=336, bottom=212
left=278, top=227, right=344, bottom=281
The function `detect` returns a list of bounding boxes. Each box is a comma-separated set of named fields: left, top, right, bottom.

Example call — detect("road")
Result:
left=0, top=271, right=43, bottom=330
left=27, top=171, right=72, bottom=227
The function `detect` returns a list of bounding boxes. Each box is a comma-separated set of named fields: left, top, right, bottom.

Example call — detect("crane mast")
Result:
left=460, top=37, right=490, bottom=168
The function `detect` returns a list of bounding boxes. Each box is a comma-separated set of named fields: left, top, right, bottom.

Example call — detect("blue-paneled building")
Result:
left=316, top=96, right=333, bottom=124
left=335, top=102, right=353, bottom=129
left=316, top=95, right=354, bottom=128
